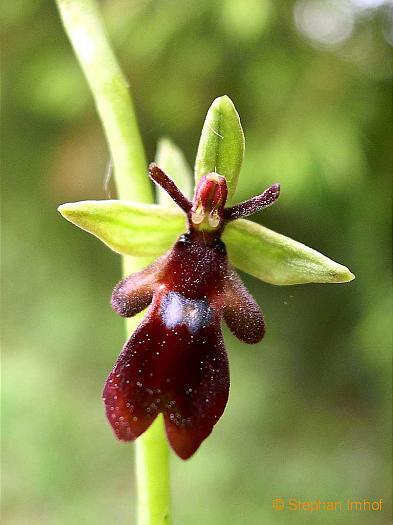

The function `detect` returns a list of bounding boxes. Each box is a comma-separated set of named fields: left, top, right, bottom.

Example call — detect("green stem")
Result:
left=56, top=0, right=150, bottom=203
left=55, top=1, right=170, bottom=523
left=136, top=415, right=171, bottom=525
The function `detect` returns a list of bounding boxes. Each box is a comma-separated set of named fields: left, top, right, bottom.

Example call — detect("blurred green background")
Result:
left=2, top=0, right=392, bottom=523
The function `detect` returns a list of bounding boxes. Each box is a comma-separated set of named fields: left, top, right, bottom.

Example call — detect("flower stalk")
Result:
left=55, top=0, right=169, bottom=523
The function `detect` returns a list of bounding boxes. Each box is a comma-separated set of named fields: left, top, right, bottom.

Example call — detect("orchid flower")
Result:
left=58, top=96, right=354, bottom=459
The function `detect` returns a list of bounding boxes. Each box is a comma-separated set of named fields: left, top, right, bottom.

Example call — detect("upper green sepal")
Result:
left=58, top=200, right=186, bottom=257
left=194, top=95, right=244, bottom=202
left=58, top=199, right=354, bottom=285
left=223, top=219, right=355, bottom=285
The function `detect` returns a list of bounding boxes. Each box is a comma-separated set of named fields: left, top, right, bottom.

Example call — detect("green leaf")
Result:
left=58, top=200, right=185, bottom=257
left=223, top=219, right=355, bottom=285
left=155, top=137, right=193, bottom=206
left=194, top=95, right=244, bottom=202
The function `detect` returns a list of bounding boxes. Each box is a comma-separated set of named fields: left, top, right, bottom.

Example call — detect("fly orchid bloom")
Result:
left=58, top=96, right=354, bottom=460
left=104, top=165, right=280, bottom=459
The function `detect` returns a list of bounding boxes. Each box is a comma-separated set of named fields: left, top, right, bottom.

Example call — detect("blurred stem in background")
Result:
left=55, top=1, right=170, bottom=524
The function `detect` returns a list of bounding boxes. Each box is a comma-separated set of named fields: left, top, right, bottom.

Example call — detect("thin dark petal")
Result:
left=224, top=183, right=280, bottom=221
left=111, top=258, right=163, bottom=317
left=149, top=163, right=192, bottom=213
left=223, top=269, right=265, bottom=343
left=103, top=297, right=229, bottom=459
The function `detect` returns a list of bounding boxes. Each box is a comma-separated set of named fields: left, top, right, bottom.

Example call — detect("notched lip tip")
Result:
left=177, top=452, right=195, bottom=461
left=172, top=444, right=199, bottom=460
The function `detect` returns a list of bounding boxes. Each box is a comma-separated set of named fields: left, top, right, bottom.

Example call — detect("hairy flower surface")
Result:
left=103, top=164, right=280, bottom=459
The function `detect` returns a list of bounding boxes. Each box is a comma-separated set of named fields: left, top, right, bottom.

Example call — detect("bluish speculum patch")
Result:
left=160, top=292, right=213, bottom=334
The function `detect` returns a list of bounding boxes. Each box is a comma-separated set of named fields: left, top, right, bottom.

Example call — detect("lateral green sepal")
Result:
left=58, top=200, right=185, bottom=257
left=223, top=219, right=355, bottom=285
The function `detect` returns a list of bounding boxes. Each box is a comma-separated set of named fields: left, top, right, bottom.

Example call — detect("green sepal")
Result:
left=155, top=137, right=193, bottom=205
left=58, top=200, right=186, bottom=257
left=223, top=219, right=355, bottom=285
left=194, top=95, right=244, bottom=202
left=58, top=200, right=354, bottom=285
